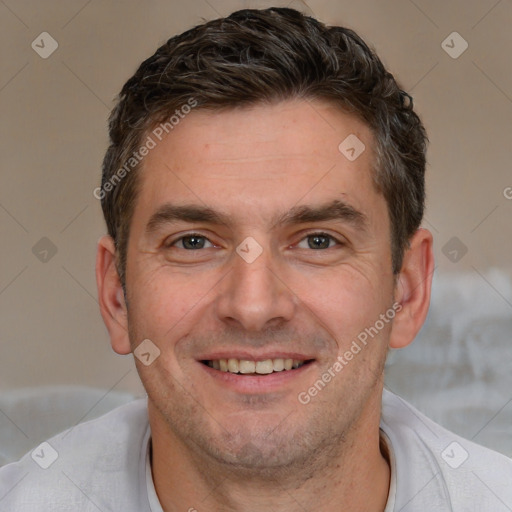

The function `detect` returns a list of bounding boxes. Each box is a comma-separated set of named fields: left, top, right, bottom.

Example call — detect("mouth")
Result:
left=201, top=358, right=314, bottom=375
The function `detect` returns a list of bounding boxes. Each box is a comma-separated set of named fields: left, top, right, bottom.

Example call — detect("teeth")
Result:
left=207, top=358, right=307, bottom=374
left=255, top=360, right=274, bottom=374
left=227, top=358, right=239, bottom=373
left=239, top=360, right=255, bottom=374
left=272, top=358, right=284, bottom=372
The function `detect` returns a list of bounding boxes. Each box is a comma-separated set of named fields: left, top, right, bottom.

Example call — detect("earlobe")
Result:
left=389, top=228, right=434, bottom=349
left=95, top=235, right=131, bottom=355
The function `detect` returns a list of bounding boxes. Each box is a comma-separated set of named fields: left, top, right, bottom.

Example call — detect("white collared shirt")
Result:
left=1, top=389, right=511, bottom=511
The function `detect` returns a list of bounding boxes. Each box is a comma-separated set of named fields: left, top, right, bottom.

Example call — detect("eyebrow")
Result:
left=145, top=199, right=369, bottom=235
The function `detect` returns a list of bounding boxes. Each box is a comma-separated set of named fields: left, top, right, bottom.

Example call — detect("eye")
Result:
left=296, top=232, right=342, bottom=250
left=165, top=232, right=343, bottom=252
left=167, top=234, right=214, bottom=250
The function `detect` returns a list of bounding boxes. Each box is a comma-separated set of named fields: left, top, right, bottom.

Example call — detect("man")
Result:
left=1, top=7, right=511, bottom=511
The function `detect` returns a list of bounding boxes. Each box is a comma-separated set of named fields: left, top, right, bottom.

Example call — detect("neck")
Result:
left=149, top=390, right=390, bottom=512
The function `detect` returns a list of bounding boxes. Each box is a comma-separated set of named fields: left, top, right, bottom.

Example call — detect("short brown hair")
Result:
left=100, top=7, right=428, bottom=289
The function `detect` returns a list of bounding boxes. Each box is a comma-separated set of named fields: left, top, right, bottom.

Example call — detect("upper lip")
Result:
left=196, top=351, right=315, bottom=362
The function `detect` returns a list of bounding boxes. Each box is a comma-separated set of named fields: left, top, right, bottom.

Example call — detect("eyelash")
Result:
left=166, top=232, right=344, bottom=250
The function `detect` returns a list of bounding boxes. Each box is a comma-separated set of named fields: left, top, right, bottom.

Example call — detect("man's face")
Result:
left=124, top=99, right=397, bottom=470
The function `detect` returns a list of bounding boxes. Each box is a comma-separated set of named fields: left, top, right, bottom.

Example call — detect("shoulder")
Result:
left=0, top=398, right=149, bottom=512
left=381, top=389, right=512, bottom=511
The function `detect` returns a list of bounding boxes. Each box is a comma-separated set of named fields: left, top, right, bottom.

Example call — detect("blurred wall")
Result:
left=1, top=0, right=511, bottom=396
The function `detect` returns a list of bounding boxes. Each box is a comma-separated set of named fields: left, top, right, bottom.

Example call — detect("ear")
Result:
left=389, top=228, right=434, bottom=349
left=95, top=235, right=131, bottom=355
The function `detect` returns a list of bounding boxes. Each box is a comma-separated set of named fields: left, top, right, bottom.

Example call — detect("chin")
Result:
left=202, top=421, right=317, bottom=473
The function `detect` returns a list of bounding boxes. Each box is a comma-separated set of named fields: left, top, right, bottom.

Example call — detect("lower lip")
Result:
left=197, top=360, right=315, bottom=393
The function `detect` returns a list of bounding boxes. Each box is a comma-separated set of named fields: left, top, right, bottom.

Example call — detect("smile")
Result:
left=202, top=358, right=312, bottom=375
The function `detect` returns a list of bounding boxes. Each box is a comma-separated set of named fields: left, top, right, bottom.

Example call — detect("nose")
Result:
left=214, top=242, right=297, bottom=332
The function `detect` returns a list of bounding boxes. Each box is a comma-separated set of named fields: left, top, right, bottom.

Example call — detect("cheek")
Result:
left=127, top=242, right=392, bottom=347
left=299, top=267, right=389, bottom=344
left=128, top=266, right=217, bottom=341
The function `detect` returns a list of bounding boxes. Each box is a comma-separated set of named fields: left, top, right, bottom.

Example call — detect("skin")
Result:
left=96, top=99, right=434, bottom=512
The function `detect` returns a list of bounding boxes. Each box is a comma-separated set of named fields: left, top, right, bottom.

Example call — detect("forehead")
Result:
left=148, top=100, right=373, bottom=166
left=133, top=99, right=383, bottom=228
